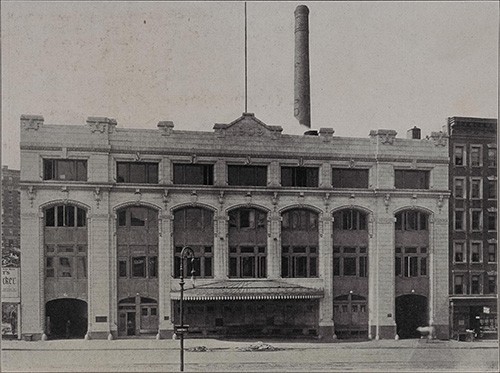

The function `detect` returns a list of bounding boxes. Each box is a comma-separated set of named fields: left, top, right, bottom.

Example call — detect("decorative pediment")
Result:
left=213, top=113, right=283, bottom=139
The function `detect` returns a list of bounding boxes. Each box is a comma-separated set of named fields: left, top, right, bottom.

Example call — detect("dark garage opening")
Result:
left=395, top=294, right=428, bottom=339
left=45, top=298, right=88, bottom=339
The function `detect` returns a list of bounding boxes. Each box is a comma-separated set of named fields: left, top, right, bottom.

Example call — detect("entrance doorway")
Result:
left=395, top=294, right=427, bottom=339
left=45, top=298, right=87, bottom=339
left=127, top=312, right=136, bottom=336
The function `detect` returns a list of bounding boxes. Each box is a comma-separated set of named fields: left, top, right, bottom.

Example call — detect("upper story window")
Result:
left=394, top=170, right=429, bottom=189
left=173, top=164, right=213, bottom=185
left=488, top=243, right=497, bottom=263
left=488, top=148, right=497, bottom=167
left=43, top=159, right=87, bottom=181
left=116, top=162, right=158, bottom=184
left=282, top=246, right=318, bottom=278
left=332, top=168, right=369, bottom=189
left=281, top=166, right=319, bottom=187
left=454, top=178, right=465, bottom=199
left=453, top=241, right=465, bottom=263
left=174, top=246, right=212, bottom=278
left=470, top=242, right=482, bottom=263
left=333, top=209, right=367, bottom=231
left=229, top=208, right=267, bottom=230
left=454, top=145, right=465, bottom=166
left=395, top=246, right=428, bottom=277
left=488, top=180, right=497, bottom=199
left=470, top=178, right=482, bottom=199
left=454, top=275, right=465, bottom=294
left=395, top=211, right=428, bottom=231
left=470, top=145, right=482, bottom=167
left=333, top=246, right=368, bottom=277
left=282, top=209, right=318, bottom=231
left=228, top=165, right=267, bottom=186
left=45, top=205, right=86, bottom=227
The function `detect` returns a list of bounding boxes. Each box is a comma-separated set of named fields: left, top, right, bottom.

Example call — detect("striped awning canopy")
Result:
left=171, top=280, right=324, bottom=301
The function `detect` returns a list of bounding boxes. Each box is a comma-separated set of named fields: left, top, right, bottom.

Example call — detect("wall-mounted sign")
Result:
left=1, top=268, right=20, bottom=302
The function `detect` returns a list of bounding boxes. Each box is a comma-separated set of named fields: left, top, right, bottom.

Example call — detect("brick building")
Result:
left=19, top=113, right=450, bottom=341
left=2, top=166, right=21, bottom=267
left=447, top=117, right=498, bottom=340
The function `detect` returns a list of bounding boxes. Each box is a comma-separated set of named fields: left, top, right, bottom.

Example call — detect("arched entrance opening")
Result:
left=395, top=294, right=427, bottom=339
left=45, top=298, right=87, bottom=339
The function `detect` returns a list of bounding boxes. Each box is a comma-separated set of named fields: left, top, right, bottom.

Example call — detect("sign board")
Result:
left=483, top=307, right=490, bottom=314
left=1, top=268, right=20, bottom=302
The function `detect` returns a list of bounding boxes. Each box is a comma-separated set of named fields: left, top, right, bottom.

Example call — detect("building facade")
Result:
left=447, top=117, right=498, bottom=340
left=2, top=166, right=21, bottom=338
left=20, top=113, right=450, bottom=340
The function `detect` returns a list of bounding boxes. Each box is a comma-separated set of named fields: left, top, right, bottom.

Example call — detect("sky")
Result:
left=1, top=1, right=498, bottom=170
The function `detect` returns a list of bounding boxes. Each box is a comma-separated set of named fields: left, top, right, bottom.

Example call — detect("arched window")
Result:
left=333, top=209, right=367, bottom=230
left=173, top=207, right=214, bottom=278
left=44, top=204, right=87, bottom=283
left=281, top=209, right=319, bottom=278
left=228, top=208, right=267, bottom=278
left=395, top=210, right=428, bottom=231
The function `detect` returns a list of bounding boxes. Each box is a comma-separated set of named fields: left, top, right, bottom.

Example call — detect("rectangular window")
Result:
left=454, top=210, right=465, bottom=231
left=454, top=275, right=464, bottom=294
left=116, top=162, right=159, bottom=184
left=471, top=275, right=481, bottom=294
left=454, top=145, right=465, bottom=166
left=281, top=167, right=319, bottom=187
left=395, top=256, right=402, bottom=276
left=46, top=257, right=55, bottom=277
left=420, top=257, right=427, bottom=276
left=173, top=164, right=214, bottom=185
left=43, top=159, right=87, bottom=181
left=228, top=246, right=266, bottom=278
left=454, top=178, right=465, bottom=199
left=488, top=148, right=497, bottom=167
left=332, top=168, right=369, bottom=189
left=343, top=257, right=357, bottom=276
left=228, top=165, right=267, bottom=186
left=59, top=257, right=72, bottom=277
left=488, top=180, right=497, bottom=199
left=281, top=246, right=318, bottom=278
left=132, top=257, right=146, bottom=277
left=470, top=242, right=482, bottom=263
left=118, top=259, right=128, bottom=278
left=454, top=242, right=465, bottom=263
left=333, top=258, right=340, bottom=276
left=471, top=210, right=482, bottom=231
left=488, top=244, right=497, bottom=263
left=470, top=145, right=482, bottom=167
left=470, top=178, right=482, bottom=199
left=488, top=212, right=497, bottom=231
left=148, top=256, right=158, bottom=278
left=359, top=256, right=368, bottom=277
left=487, top=276, right=497, bottom=294
left=77, top=257, right=87, bottom=279
left=394, top=170, right=429, bottom=189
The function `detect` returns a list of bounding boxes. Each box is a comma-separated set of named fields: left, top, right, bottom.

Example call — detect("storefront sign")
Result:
left=1, top=268, right=20, bottom=302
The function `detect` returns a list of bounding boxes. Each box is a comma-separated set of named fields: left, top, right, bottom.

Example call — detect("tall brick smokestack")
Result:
left=294, top=5, right=311, bottom=128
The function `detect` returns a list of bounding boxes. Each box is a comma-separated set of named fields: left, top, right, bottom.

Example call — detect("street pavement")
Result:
left=1, top=337, right=498, bottom=372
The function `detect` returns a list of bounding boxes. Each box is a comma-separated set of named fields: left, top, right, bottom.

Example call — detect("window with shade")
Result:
left=454, top=178, right=465, bottom=199
left=116, top=162, right=159, bottom=184
left=454, top=242, right=465, bottom=263
left=470, top=242, right=482, bottom=263
left=43, top=159, right=87, bottom=181
left=454, top=275, right=465, bottom=294
left=332, top=168, right=369, bottom=189
left=470, top=145, right=482, bottom=167
left=454, top=145, right=465, bottom=166
left=173, top=164, right=214, bottom=185
left=227, top=165, right=267, bottom=186
left=394, top=170, right=429, bottom=189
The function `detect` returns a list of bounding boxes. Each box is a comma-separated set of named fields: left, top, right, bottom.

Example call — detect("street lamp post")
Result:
left=178, top=246, right=195, bottom=372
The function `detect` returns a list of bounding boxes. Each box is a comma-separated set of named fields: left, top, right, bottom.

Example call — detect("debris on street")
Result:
left=237, top=341, right=282, bottom=352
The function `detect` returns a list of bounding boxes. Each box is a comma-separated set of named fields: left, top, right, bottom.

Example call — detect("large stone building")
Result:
left=19, top=113, right=450, bottom=340
left=446, top=117, right=498, bottom=340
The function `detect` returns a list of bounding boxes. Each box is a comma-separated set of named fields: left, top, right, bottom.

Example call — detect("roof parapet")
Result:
left=86, top=117, right=117, bottom=134
left=158, top=121, right=174, bottom=136
left=21, top=115, right=44, bottom=131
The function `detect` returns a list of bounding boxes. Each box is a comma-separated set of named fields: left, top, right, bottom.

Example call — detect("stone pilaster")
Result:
left=318, top=214, right=334, bottom=339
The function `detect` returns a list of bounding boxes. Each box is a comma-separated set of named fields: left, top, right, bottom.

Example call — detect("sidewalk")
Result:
left=2, top=337, right=498, bottom=351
